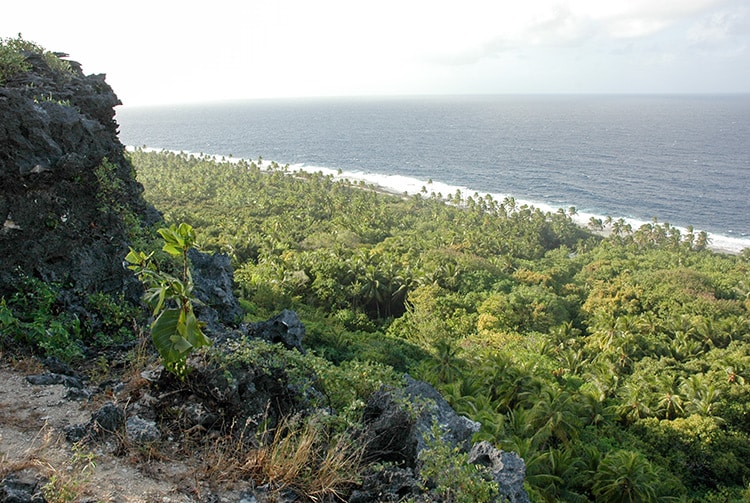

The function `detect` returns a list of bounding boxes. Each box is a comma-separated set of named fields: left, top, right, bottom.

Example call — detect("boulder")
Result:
left=90, top=401, right=125, bottom=436
left=25, top=373, right=83, bottom=389
left=349, top=466, right=422, bottom=503
left=0, top=471, right=45, bottom=503
left=188, top=248, right=244, bottom=332
left=247, top=309, right=306, bottom=353
left=126, top=415, right=161, bottom=443
left=359, top=377, right=479, bottom=467
left=358, top=377, right=530, bottom=502
left=469, top=441, right=530, bottom=503
left=360, top=387, right=418, bottom=466
left=404, top=376, right=480, bottom=454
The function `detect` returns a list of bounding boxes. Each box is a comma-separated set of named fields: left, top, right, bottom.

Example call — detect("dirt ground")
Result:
left=0, top=359, right=205, bottom=503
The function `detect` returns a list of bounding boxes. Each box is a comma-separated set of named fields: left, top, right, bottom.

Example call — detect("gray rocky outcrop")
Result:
left=188, top=248, right=244, bottom=332
left=357, top=377, right=530, bottom=502
left=0, top=48, right=158, bottom=300
left=246, top=309, right=306, bottom=353
left=360, top=376, right=480, bottom=466
left=0, top=471, right=46, bottom=503
left=469, top=441, right=530, bottom=503
left=404, top=375, right=481, bottom=453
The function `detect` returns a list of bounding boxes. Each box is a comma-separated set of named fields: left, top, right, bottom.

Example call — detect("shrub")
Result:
left=125, top=223, right=211, bottom=378
left=0, top=35, right=72, bottom=85
left=418, top=425, right=498, bottom=503
left=0, top=276, right=83, bottom=361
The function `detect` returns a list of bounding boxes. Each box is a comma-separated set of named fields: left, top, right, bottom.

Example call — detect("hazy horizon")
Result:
left=116, top=91, right=750, bottom=110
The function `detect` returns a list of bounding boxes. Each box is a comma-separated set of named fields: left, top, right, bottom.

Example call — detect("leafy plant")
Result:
left=418, top=424, right=498, bottom=503
left=592, top=450, right=660, bottom=503
left=0, top=35, right=72, bottom=85
left=0, top=36, right=30, bottom=84
left=83, top=291, right=139, bottom=347
left=125, top=222, right=211, bottom=378
left=0, top=276, right=83, bottom=361
left=41, top=441, right=97, bottom=503
left=94, top=157, right=145, bottom=242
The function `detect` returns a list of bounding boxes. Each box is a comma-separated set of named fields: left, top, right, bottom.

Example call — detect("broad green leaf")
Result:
left=162, top=243, right=183, bottom=257
left=170, top=333, right=193, bottom=353
left=151, top=308, right=181, bottom=361
left=184, top=307, right=211, bottom=349
left=124, top=248, right=143, bottom=266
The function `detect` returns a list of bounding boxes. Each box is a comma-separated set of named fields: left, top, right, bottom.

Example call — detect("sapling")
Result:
left=125, top=222, right=211, bottom=378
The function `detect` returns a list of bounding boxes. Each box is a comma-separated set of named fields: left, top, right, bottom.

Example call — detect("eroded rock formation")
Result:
left=0, top=49, right=157, bottom=299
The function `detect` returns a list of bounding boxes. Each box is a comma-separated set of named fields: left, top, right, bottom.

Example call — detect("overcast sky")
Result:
left=2, top=0, right=748, bottom=106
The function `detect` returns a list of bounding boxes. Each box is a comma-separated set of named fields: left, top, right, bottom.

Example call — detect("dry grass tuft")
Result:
left=0, top=423, right=56, bottom=478
left=202, top=414, right=365, bottom=502
left=0, top=425, right=96, bottom=503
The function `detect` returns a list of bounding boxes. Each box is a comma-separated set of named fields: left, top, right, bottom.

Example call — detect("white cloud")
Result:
left=688, top=6, right=750, bottom=48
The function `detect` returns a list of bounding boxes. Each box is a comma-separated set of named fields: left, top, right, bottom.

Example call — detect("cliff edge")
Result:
left=0, top=39, right=157, bottom=299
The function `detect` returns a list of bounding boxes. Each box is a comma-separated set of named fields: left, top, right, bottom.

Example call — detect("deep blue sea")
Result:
left=116, top=95, right=750, bottom=253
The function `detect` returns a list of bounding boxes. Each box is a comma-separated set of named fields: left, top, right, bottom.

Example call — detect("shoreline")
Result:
left=126, top=146, right=748, bottom=256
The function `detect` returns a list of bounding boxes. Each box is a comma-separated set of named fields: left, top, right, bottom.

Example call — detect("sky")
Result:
left=2, top=0, right=749, bottom=106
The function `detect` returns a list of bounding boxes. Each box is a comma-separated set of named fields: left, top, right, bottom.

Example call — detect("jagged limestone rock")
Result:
left=0, top=48, right=158, bottom=300
left=359, top=378, right=530, bottom=502
left=404, top=375, right=481, bottom=454
left=359, top=377, right=480, bottom=466
left=188, top=248, right=244, bottom=333
left=247, top=309, right=306, bottom=353
left=0, top=471, right=46, bottom=503
left=469, top=441, right=530, bottom=503
left=90, top=402, right=125, bottom=437
left=126, top=415, right=161, bottom=443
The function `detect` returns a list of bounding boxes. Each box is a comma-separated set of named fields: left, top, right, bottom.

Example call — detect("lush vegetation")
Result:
left=0, top=275, right=139, bottom=362
left=127, top=149, right=750, bottom=501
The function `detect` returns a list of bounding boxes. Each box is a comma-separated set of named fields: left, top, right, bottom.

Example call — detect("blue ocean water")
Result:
left=116, top=95, right=750, bottom=252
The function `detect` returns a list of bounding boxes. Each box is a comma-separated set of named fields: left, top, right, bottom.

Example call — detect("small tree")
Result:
left=125, top=223, right=211, bottom=378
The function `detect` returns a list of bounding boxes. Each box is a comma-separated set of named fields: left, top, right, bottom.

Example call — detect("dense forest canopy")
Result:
left=128, top=149, right=750, bottom=502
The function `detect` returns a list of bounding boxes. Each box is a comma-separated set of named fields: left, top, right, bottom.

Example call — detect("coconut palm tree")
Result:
left=655, top=373, right=685, bottom=420
left=530, top=386, right=583, bottom=447
left=592, top=450, right=660, bottom=503
left=423, top=338, right=464, bottom=384
left=680, top=374, right=721, bottom=416
left=616, top=381, right=653, bottom=423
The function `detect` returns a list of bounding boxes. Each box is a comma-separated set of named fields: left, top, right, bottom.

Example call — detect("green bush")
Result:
left=0, top=276, right=83, bottom=361
left=215, top=337, right=402, bottom=425
left=419, top=425, right=498, bottom=503
left=0, top=35, right=72, bottom=85
left=0, top=37, right=30, bottom=84
left=84, top=292, right=139, bottom=347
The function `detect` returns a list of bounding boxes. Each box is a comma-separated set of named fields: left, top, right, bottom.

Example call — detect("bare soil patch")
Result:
left=0, top=359, right=205, bottom=503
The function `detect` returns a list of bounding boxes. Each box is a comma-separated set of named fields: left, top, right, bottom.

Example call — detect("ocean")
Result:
left=115, top=95, right=750, bottom=253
